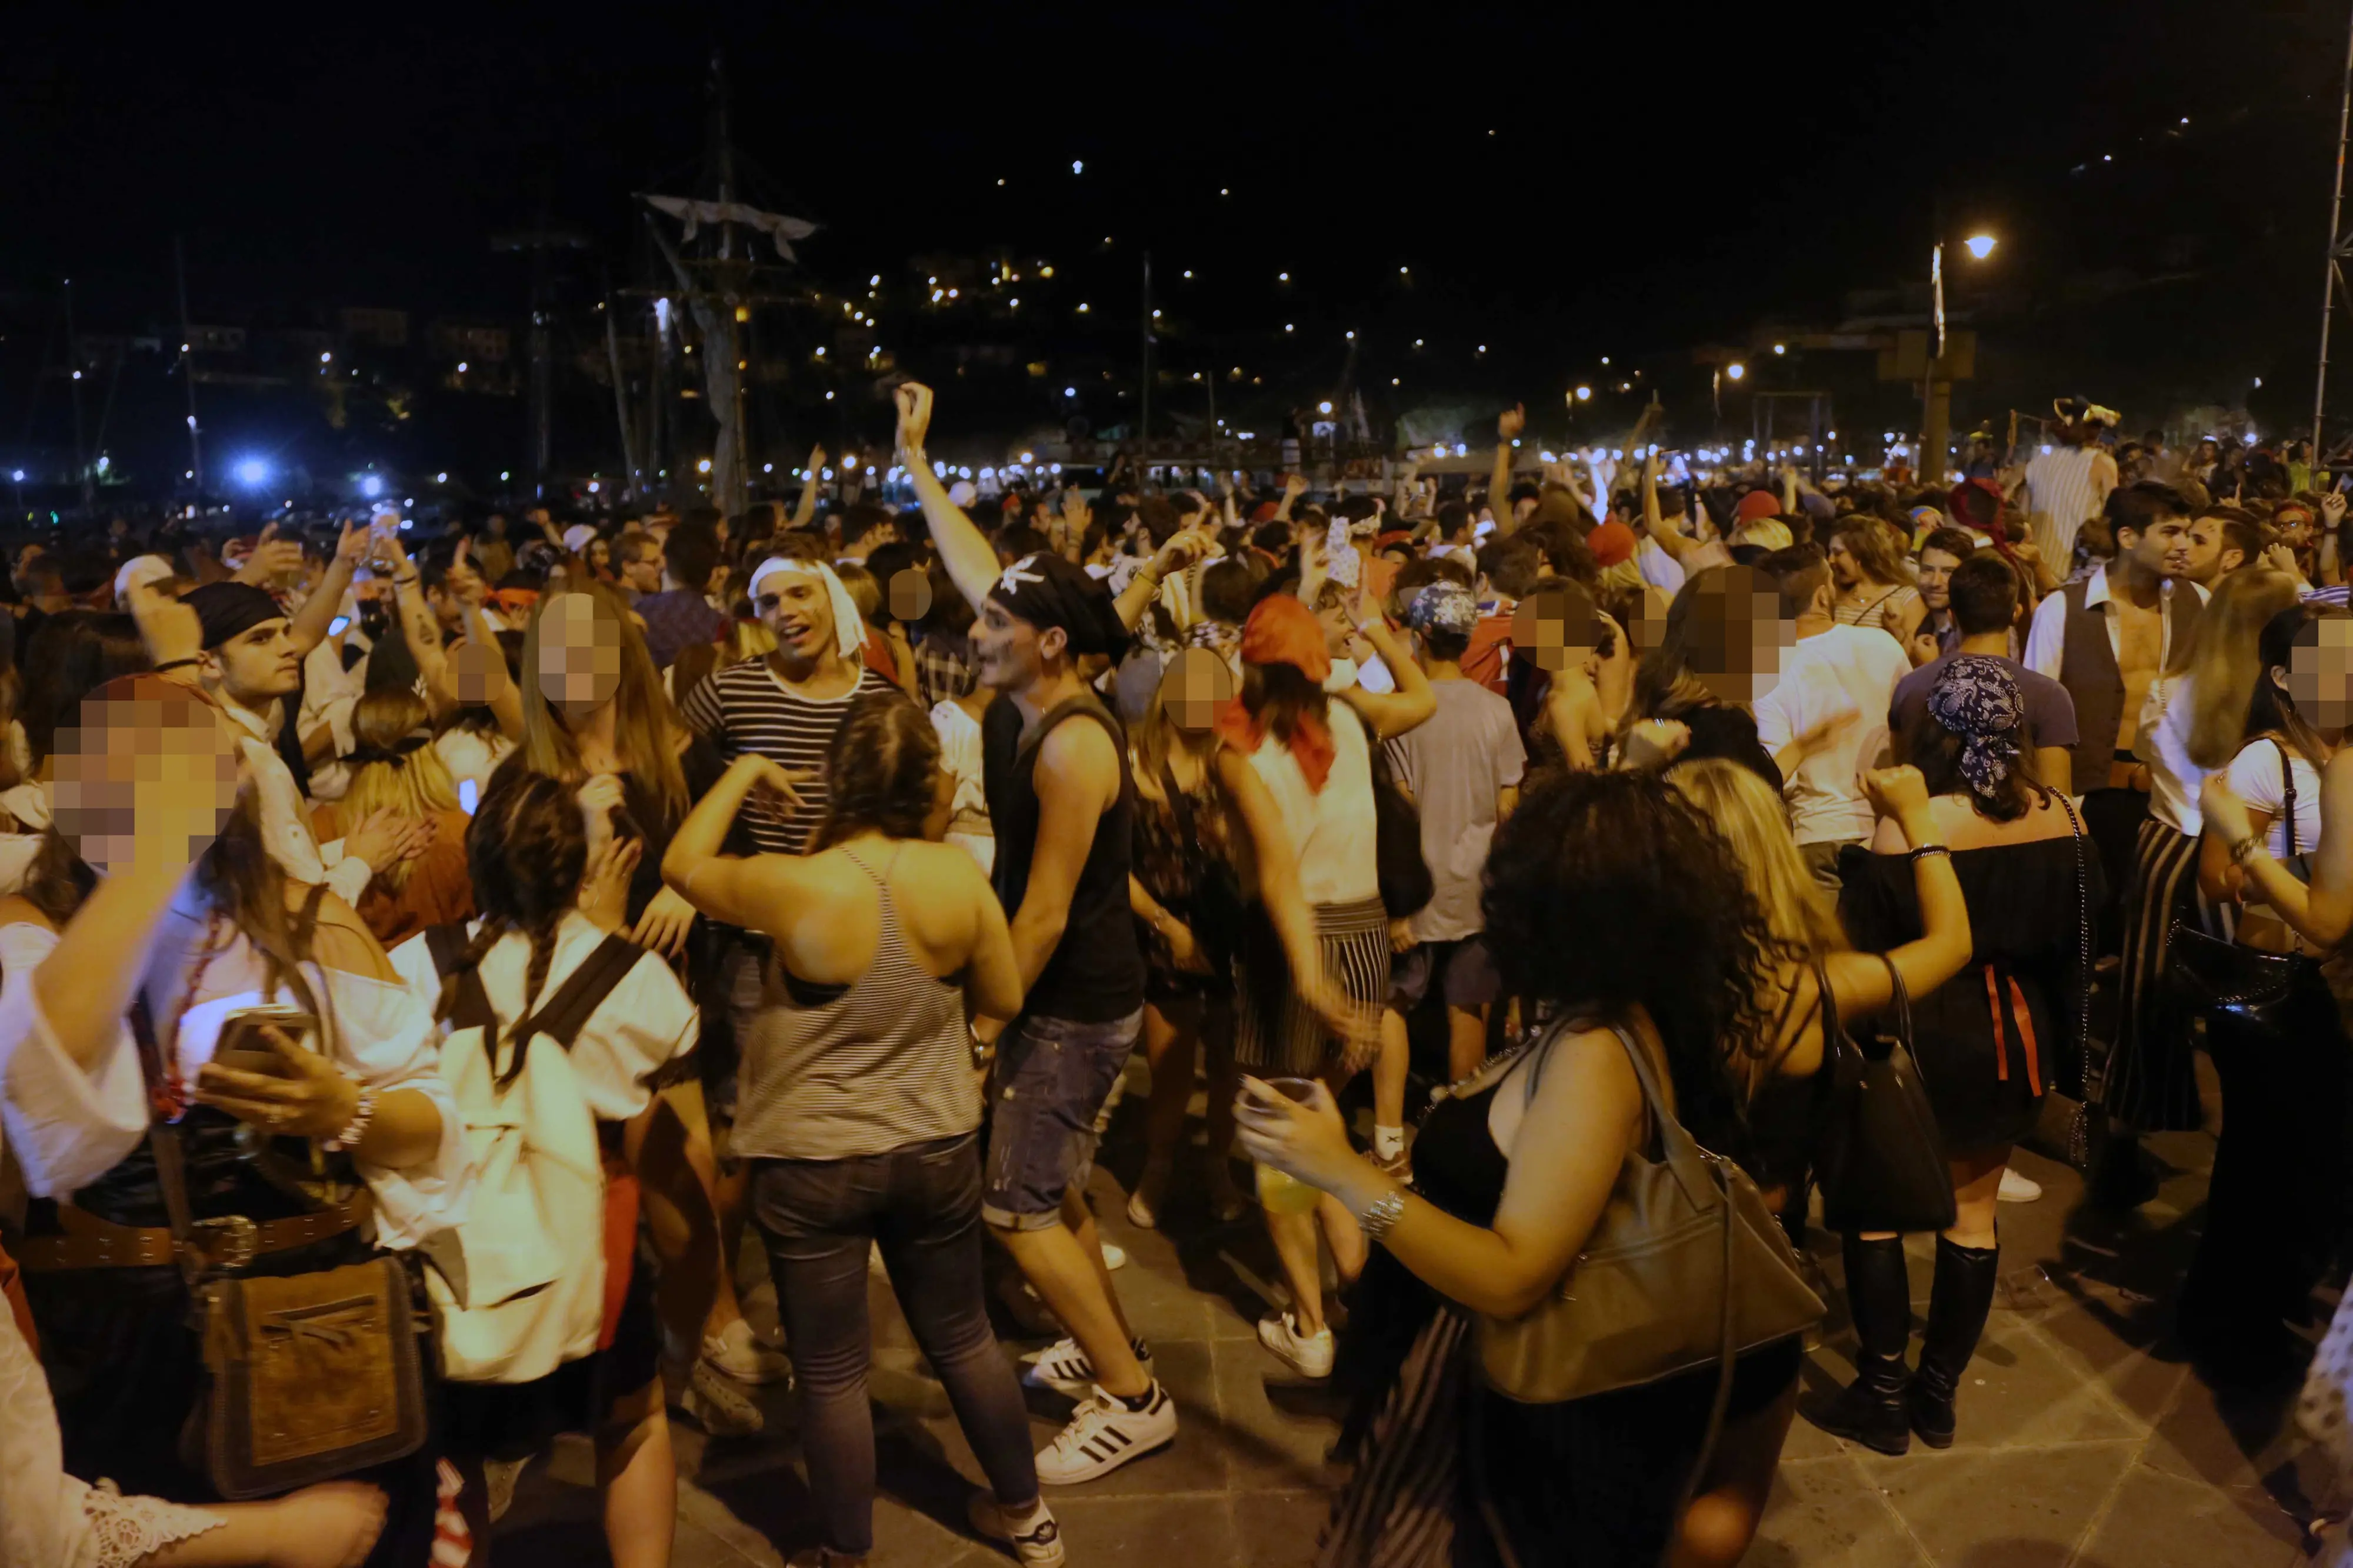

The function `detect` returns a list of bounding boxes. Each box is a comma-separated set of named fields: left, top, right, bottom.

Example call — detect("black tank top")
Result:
left=984, top=690, right=1144, bottom=1022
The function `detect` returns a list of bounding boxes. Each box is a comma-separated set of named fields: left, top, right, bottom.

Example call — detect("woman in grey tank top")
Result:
left=664, top=693, right=1062, bottom=1565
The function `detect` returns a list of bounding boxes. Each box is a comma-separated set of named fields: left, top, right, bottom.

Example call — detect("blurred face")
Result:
left=2121, top=514, right=2194, bottom=579
left=208, top=617, right=302, bottom=705
left=536, top=592, right=622, bottom=718
left=2276, top=509, right=2316, bottom=550
left=587, top=539, right=611, bottom=572
left=1641, top=567, right=1794, bottom=706
left=53, top=683, right=242, bottom=876
left=1511, top=582, right=1601, bottom=673
left=2284, top=618, right=2353, bottom=731
left=1916, top=548, right=1964, bottom=612
left=2181, top=516, right=2241, bottom=583
left=754, top=570, right=836, bottom=665
left=1159, top=646, right=1235, bottom=734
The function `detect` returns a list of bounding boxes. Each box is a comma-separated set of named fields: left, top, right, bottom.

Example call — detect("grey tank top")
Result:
left=731, top=845, right=980, bottom=1160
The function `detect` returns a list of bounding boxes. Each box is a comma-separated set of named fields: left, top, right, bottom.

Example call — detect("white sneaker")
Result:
left=1033, top=1382, right=1177, bottom=1484
left=1997, top=1168, right=2044, bottom=1204
left=1100, top=1240, right=1128, bottom=1272
left=967, top=1492, right=1068, bottom=1566
left=1257, top=1310, right=1335, bottom=1379
left=1021, top=1334, right=1154, bottom=1397
left=702, top=1319, right=793, bottom=1385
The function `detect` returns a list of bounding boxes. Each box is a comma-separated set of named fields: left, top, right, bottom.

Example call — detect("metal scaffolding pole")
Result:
left=2314, top=0, right=2353, bottom=455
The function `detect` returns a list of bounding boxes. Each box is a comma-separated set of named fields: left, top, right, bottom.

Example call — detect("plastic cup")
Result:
left=1253, top=1077, right=1324, bottom=1215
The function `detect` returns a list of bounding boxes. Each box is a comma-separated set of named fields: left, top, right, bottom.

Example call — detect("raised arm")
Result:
left=1820, top=766, right=1972, bottom=1024
left=791, top=445, right=828, bottom=531
left=1336, top=611, right=1435, bottom=740
left=894, top=383, right=1001, bottom=615
left=1488, top=403, right=1524, bottom=537
left=289, top=521, right=365, bottom=658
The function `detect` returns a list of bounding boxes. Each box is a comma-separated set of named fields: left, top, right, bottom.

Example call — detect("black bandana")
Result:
left=988, top=552, right=1130, bottom=658
left=182, top=582, right=286, bottom=649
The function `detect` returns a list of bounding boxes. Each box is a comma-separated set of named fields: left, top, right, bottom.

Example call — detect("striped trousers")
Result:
left=2101, top=815, right=2226, bottom=1133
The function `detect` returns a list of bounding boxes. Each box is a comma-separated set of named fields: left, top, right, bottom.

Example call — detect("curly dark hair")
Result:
left=1482, top=769, right=1805, bottom=1153
left=815, top=689, right=939, bottom=849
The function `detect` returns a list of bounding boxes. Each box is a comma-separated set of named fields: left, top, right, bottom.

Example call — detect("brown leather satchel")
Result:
left=1476, top=1019, right=1825, bottom=1406
left=135, top=1001, right=429, bottom=1500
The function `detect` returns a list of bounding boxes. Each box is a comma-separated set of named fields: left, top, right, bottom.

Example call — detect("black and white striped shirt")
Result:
left=678, top=660, right=895, bottom=855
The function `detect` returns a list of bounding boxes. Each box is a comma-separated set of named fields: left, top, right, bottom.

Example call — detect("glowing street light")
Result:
left=1575, top=385, right=1592, bottom=401
left=1964, top=233, right=1998, bottom=261
left=232, top=456, right=272, bottom=488
left=1725, top=363, right=1746, bottom=381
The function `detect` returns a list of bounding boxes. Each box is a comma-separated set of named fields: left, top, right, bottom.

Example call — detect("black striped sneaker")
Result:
left=1032, top=1380, right=1177, bottom=1484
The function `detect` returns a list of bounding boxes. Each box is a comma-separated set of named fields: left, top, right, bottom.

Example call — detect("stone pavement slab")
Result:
left=493, top=1075, right=2339, bottom=1566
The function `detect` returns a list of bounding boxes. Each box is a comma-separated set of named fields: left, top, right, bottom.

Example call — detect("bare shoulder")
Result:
left=1038, top=710, right=1116, bottom=773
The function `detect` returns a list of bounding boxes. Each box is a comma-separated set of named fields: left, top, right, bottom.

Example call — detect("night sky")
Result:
left=3, top=3, right=2346, bottom=493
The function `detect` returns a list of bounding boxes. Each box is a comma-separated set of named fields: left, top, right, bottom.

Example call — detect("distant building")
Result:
left=340, top=307, right=410, bottom=348
left=430, top=321, right=511, bottom=363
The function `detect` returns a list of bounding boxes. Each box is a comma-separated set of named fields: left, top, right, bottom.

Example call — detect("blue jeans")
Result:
left=749, top=1133, right=1038, bottom=1557
left=982, top=1009, right=1144, bottom=1230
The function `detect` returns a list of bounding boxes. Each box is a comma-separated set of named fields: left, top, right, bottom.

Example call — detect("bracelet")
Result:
left=393, top=575, right=419, bottom=587
left=2230, top=833, right=2269, bottom=868
left=1905, top=843, right=1951, bottom=863
left=1358, top=1188, right=1408, bottom=1243
left=324, top=1073, right=376, bottom=1153
left=153, top=658, right=199, bottom=672
left=968, top=1022, right=997, bottom=1070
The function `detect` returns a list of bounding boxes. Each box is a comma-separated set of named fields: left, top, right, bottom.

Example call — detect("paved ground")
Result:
left=495, top=1059, right=2340, bottom=1567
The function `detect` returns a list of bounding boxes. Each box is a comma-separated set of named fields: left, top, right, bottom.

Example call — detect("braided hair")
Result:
left=441, top=769, right=589, bottom=1087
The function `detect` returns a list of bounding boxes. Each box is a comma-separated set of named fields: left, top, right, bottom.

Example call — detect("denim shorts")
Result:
left=982, top=1009, right=1144, bottom=1230
left=1387, top=936, right=1502, bottom=1012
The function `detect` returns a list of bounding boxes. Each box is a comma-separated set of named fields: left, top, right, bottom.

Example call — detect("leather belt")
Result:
left=11, top=1191, right=372, bottom=1273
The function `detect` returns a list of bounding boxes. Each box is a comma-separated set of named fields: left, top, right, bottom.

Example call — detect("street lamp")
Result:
left=1964, top=233, right=1998, bottom=261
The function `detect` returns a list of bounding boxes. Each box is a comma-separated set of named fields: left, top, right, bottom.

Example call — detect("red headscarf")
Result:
left=1215, top=593, right=1336, bottom=790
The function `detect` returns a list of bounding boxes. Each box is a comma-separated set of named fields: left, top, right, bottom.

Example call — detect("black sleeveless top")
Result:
left=984, top=690, right=1144, bottom=1023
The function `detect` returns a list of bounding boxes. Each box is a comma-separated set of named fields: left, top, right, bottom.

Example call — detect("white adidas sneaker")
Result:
left=1257, top=1310, right=1335, bottom=1379
left=1033, top=1382, right=1177, bottom=1485
left=1020, top=1335, right=1154, bottom=1398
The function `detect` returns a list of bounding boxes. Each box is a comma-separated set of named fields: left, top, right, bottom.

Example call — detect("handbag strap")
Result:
left=126, top=998, right=204, bottom=1286
left=2277, top=738, right=2300, bottom=860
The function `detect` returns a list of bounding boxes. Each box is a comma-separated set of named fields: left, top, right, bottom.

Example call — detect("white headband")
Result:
left=748, top=556, right=865, bottom=662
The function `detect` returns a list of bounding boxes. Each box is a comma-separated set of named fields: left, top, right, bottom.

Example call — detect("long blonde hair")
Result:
left=342, top=688, right=458, bottom=890
left=1667, top=758, right=1845, bottom=957
left=518, top=578, right=689, bottom=826
left=2183, top=568, right=2302, bottom=770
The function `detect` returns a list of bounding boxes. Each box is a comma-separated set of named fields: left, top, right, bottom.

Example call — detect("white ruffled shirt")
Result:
left=0, top=918, right=474, bottom=1247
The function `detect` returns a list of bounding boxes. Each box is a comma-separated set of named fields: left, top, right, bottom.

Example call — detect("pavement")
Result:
left=494, top=1058, right=2340, bottom=1567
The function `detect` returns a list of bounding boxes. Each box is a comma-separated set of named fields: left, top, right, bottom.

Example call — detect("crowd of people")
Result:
left=2, top=383, right=2351, bottom=1568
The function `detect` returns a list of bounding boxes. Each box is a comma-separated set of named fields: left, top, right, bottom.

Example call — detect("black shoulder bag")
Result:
left=1815, top=954, right=1958, bottom=1234
left=2165, top=739, right=2314, bottom=1030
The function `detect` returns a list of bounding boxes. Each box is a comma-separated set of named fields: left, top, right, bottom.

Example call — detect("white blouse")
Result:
left=0, top=919, right=474, bottom=1248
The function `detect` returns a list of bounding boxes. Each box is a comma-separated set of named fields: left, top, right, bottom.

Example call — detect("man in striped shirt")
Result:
left=678, top=556, right=896, bottom=855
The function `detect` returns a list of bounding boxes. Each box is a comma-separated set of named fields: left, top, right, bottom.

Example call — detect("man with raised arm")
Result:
left=897, top=381, right=1176, bottom=1484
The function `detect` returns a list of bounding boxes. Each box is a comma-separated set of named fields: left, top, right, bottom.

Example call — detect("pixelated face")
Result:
left=1159, top=646, right=1236, bottom=734
left=755, top=571, right=835, bottom=661
left=450, top=639, right=504, bottom=707
left=536, top=592, right=622, bottom=717
left=1643, top=566, right=1793, bottom=705
left=888, top=568, right=932, bottom=623
left=52, top=685, right=242, bottom=875
left=1510, top=582, right=1601, bottom=673
left=1916, top=548, right=1964, bottom=610
left=2286, top=617, right=2353, bottom=729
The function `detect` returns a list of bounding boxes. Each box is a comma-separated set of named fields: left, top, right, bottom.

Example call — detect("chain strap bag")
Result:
left=1476, top=1020, right=1825, bottom=1406
left=132, top=999, right=429, bottom=1500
